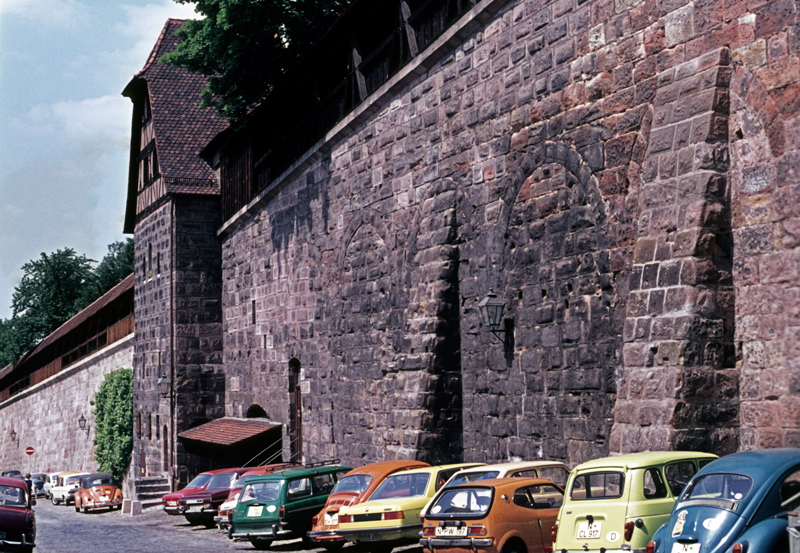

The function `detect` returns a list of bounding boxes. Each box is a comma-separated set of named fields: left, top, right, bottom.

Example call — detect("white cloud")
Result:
left=0, top=0, right=86, bottom=25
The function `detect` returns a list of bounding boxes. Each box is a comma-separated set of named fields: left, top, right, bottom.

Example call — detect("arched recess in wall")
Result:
left=246, top=404, right=268, bottom=418
left=288, top=358, right=302, bottom=463
left=479, top=140, right=618, bottom=466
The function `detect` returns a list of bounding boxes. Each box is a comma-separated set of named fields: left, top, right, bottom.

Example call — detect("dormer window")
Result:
left=142, top=96, right=152, bottom=123
left=138, top=142, right=159, bottom=189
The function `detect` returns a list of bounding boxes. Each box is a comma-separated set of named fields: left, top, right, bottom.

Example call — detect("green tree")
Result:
left=161, top=0, right=353, bottom=122
left=92, top=368, right=133, bottom=482
left=8, top=249, right=97, bottom=357
left=92, top=239, right=134, bottom=297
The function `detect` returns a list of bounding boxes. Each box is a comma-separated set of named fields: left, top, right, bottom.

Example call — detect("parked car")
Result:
left=335, top=463, right=484, bottom=553
left=308, top=460, right=431, bottom=551
left=0, top=475, right=36, bottom=552
left=422, top=461, right=571, bottom=518
left=214, top=463, right=300, bottom=530
left=28, top=474, right=46, bottom=497
left=42, top=472, right=63, bottom=499
left=162, top=467, right=243, bottom=516
left=1, top=471, right=22, bottom=479
left=420, top=477, right=564, bottom=553
left=229, top=461, right=353, bottom=550
left=552, top=451, right=718, bottom=552
left=50, top=472, right=88, bottom=505
left=177, top=467, right=252, bottom=527
left=648, top=448, right=800, bottom=553
left=73, top=473, right=123, bottom=513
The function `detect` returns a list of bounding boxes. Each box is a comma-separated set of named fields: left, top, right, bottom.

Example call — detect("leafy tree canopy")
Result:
left=92, top=368, right=133, bottom=482
left=0, top=239, right=134, bottom=367
left=161, top=0, right=353, bottom=122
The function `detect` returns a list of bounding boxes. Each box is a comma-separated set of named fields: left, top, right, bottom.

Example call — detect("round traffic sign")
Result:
left=25, top=446, right=34, bottom=456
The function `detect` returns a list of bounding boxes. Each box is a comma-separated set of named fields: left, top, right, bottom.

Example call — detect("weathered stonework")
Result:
left=0, top=338, right=133, bottom=474
left=214, top=0, right=800, bottom=469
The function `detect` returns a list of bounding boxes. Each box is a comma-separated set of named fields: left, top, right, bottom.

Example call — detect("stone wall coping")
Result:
left=0, top=333, right=133, bottom=410
left=217, top=0, right=508, bottom=238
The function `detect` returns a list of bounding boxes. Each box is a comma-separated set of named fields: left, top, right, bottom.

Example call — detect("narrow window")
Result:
left=136, top=412, right=142, bottom=439
left=252, top=300, right=256, bottom=325
left=147, top=412, right=152, bottom=440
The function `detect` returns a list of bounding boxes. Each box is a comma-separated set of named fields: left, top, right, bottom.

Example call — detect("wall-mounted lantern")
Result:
left=77, top=414, right=89, bottom=436
left=157, top=375, right=172, bottom=399
left=478, top=289, right=507, bottom=343
left=9, top=428, right=18, bottom=446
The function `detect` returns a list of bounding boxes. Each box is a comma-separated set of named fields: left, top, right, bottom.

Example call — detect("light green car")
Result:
left=552, top=451, right=718, bottom=552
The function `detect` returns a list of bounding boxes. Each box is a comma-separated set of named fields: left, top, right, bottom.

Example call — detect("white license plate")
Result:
left=671, top=544, right=701, bottom=553
left=576, top=521, right=602, bottom=539
left=435, top=526, right=468, bottom=537
left=186, top=505, right=202, bottom=512
left=357, top=533, right=384, bottom=541
left=324, top=513, right=338, bottom=526
left=247, top=506, right=264, bottom=517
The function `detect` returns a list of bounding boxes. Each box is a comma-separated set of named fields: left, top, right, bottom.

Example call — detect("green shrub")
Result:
left=92, top=368, right=133, bottom=482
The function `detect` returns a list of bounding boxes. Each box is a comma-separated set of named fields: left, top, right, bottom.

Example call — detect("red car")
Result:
left=308, top=460, right=431, bottom=551
left=162, top=467, right=248, bottom=517
left=0, top=476, right=36, bottom=552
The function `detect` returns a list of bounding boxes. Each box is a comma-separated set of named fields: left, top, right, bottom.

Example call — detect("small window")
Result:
left=570, top=472, right=624, bottom=500
left=780, top=470, right=800, bottom=510
left=643, top=468, right=668, bottom=499
left=288, top=477, right=312, bottom=498
left=539, top=466, right=570, bottom=487
left=528, top=483, right=564, bottom=509
left=428, top=487, right=493, bottom=516
left=682, top=473, right=753, bottom=503
left=513, top=469, right=538, bottom=478
left=513, top=487, right=535, bottom=508
left=665, top=462, right=698, bottom=496
left=312, top=473, right=335, bottom=494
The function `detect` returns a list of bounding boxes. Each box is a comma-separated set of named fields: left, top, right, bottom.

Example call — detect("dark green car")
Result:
left=229, top=462, right=352, bottom=550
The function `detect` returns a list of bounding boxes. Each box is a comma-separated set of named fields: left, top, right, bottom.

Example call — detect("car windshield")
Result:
left=371, top=473, right=431, bottom=500
left=65, top=475, right=82, bottom=486
left=207, top=473, right=237, bottom=489
left=84, top=476, right=114, bottom=488
left=186, top=473, right=213, bottom=489
left=0, top=484, right=26, bottom=507
left=429, top=487, right=493, bottom=516
left=448, top=471, right=500, bottom=487
left=241, top=481, right=281, bottom=503
left=331, top=474, right=373, bottom=494
left=681, top=473, right=754, bottom=503
left=570, top=471, right=625, bottom=500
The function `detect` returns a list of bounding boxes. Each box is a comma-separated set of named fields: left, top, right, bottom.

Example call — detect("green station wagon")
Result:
left=229, top=462, right=352, bottom=550
left=552, top=451, right=718, bottom=552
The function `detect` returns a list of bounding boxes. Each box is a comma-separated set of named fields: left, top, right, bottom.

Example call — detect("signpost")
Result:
left=25, top=446, right=34, bottom=456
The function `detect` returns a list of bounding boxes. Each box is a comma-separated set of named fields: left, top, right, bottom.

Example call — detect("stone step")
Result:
left=134, top=477, right=170, bottom=506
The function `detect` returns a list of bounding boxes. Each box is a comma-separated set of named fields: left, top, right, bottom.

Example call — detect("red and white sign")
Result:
left=25, top=446, right=34, bottom=456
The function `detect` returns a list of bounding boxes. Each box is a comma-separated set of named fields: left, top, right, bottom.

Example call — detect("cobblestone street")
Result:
left=32, top=500, right=423, bottom=553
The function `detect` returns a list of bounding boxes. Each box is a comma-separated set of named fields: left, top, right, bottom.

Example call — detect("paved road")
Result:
left=31, top=500, right=423, bottom=553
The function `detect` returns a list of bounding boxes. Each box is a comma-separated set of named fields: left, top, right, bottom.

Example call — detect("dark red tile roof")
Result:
left=178, top=418, right=281, bottom=447
left=133, top=19, right=228, bottom=186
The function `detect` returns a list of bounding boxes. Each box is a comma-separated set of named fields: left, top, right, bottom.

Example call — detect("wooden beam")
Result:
left=400, top=0, right=419, bottom=58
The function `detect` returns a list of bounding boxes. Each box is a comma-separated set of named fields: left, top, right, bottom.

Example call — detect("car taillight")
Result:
left=228, top=511, right=233, bottom=521
left=383, top=511, right=404, bottom=520
left=279, top=505, right=285, bottom=519
left=468, top=526, right=486, bottom=535
left=732, top=544, right=744, bottom=553
left=551, top=524, right=558, bottom=543
left=646, top=541, right=655, bottom=553
left=624, top=520, right=635, bottom=541
left=339, top=514, right=353, bottom=523
left=422, top=527, right=435, bottom=536
left=312, top=515, right=318, bottom=525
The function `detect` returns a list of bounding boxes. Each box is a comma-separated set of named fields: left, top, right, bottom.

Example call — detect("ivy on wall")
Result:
left=92, top=368, right=133, bottom=482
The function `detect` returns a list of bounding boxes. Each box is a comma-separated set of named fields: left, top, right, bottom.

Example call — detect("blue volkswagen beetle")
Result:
left=647, top=448, right=800, bottom=553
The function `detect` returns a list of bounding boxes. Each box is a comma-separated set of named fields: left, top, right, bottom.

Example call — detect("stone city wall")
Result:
left=0, top=337, right=133, bottom=476
left=216, top=0, right=798, bottom=467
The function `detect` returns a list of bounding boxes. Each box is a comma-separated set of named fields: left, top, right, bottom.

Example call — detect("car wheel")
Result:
left=369, top=545, right=394, bottom=553
left=51, top=495, right=59, bottom=506
left=249, top=538, right=273, bottom=550
left=501, top=541, right=527, bottom=553
left=202, top=519, right=216, bottom=529
left=323, top=543, right=345, bottom=552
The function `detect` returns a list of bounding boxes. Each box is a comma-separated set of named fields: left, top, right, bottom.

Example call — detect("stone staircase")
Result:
left=134, top=476, right=170, bottom=509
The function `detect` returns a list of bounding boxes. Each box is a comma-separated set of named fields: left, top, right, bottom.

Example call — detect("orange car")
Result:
left=420, top=478, right=564, bottom=553
left=308, top=460, right=430, bottom=551
left=73, top=473, right=123, bottom=513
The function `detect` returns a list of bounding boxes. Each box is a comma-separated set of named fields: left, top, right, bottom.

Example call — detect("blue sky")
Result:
left=0, top=0, right=199, bottom=319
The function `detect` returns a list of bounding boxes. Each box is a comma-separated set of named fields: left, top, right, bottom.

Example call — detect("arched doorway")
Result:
left=288, top=359, right=302, bottom=463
